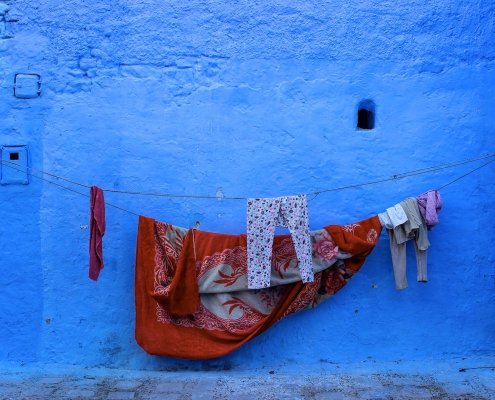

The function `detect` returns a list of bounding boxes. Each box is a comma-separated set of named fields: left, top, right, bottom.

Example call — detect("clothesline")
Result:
left=1, top=153, right=494, bottom=217
left=1, top=152, right=494, bottom=201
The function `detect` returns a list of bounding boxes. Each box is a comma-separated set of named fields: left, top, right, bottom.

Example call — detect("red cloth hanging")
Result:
left=89, top=186, right=106, bottom=281
left=134, top=215, right=382, bottom=359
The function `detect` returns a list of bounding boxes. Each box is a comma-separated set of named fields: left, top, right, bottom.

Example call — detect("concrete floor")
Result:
left=0, top=357, right=494, bottom=399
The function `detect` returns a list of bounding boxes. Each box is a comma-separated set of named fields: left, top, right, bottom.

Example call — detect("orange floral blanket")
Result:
left=135, top=215, right=381, bottom=359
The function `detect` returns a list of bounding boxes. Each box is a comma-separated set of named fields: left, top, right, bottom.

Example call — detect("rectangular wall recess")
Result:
left=14, top=74, right=42, bottom=99
left=1, top=145, right=29, bottom=185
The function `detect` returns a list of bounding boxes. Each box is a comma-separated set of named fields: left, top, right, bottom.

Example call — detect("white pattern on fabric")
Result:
left=343, top=223, right=360, bottom=234
left=246, top=194, right=314, bottom=289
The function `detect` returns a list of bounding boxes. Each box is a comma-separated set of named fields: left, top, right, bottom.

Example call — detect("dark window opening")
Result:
left=357, top=99, right=375, bottom=130
left=9, top=152, right=19, bottom=160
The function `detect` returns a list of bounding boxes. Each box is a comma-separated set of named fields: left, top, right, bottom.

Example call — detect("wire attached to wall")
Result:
left=1, top=152, right=494, bottom=217
left=437, top=158, right=495, bottom=190
left=1, top=152, right=494, bottom=199
left=0, top=161, right=141, bottom=217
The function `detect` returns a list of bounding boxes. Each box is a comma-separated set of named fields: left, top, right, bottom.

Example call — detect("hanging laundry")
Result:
left=378, top=204, right=408, bottom=228
left=89, top=186, right=106, bottom=281
left=134, top=215, right=382, bottom=359
left=246, top=194, right=313, bottom=289
left=417, top=190, right=442, bottom=230
left=383, top=197, right=430, bottom=290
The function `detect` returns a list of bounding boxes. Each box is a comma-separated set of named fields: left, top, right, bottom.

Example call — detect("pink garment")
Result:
left=417, top=190, right=442, bottom=230
left=247, top=194, right=313, bottom=289
left=89, top=186, right=106, bottom=281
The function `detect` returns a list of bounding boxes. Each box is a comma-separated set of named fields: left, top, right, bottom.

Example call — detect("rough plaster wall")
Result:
left=0, top=0, right=494, bottom=369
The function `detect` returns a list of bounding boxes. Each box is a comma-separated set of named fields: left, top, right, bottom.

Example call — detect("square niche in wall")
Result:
left=1, top=145, right=29, bottom=185
left=14, top=73, right=42, bottom=99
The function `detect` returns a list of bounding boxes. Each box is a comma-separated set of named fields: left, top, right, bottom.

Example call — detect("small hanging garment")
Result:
left=246, top=194, right=313, bottom=289
left=89, top=186, right=106, bottom=281
left=417, top=190, right=442, bottom=230
left=134, top=215, right=382, bottom=359
left=378, top=204, right=408, bottom=228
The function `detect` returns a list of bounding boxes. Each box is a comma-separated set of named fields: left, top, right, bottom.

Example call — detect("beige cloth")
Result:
left=386, top=197, right=430, bottom=289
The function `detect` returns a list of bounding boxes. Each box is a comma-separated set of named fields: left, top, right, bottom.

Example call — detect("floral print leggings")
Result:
left=247, top=194, right=314, bottom=289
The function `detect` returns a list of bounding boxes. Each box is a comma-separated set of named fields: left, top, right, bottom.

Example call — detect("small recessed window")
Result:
left=357, top=99, right=375, bottom=130
left=9, top=152, right=19, bottom=160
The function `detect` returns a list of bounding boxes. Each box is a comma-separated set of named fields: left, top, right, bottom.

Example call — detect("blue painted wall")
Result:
left=0, top=0, right=494, bottom=370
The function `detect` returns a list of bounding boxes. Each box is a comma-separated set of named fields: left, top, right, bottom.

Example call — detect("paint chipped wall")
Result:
left=0, top=0, right=494, bottom=369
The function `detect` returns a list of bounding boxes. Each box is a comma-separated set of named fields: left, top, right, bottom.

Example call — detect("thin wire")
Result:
left=1, top=156, right=493, bottom=217
left=1, top=151, right=494, bottom=200
left=0, top=162, right=139, bottom=216
left=312, top=176, right=399, bottom=196
left=311, top=152, right=495, bottom=196
left=102, top=189, right=246, bottom=200
left=437, top=158, right=495, bottom=190
left=0, top=158, right=244, bottom=199
left=0, top=159, right=91, bottom=188
left=67, top=152, right=495, bottom=198
left=392, top=152, right=495, bottom=177
left=307, top=192, right=320, bottom=202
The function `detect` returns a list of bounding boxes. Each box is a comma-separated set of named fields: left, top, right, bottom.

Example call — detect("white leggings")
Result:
left=247, top=195, right=313, bottom=289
